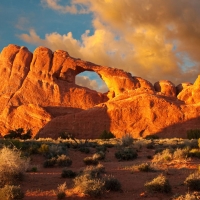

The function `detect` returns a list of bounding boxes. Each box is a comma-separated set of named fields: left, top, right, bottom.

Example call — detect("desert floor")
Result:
left=18, top=140, right=200, bottom=200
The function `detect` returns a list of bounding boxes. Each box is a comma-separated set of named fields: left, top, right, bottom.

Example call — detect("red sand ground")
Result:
left=21, top=147, right=200, bottom=200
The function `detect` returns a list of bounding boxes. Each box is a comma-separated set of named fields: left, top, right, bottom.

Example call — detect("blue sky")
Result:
left=1, top=0, right=200, bottom=92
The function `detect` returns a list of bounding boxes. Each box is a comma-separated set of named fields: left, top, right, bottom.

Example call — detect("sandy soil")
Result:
left=21, top=146, right=200, bottom=200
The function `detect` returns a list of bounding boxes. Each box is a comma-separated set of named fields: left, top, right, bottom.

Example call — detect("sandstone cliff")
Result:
left=0, top=44, right=200, bottom=138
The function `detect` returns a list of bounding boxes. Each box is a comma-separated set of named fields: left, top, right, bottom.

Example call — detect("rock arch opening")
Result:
left=75, top=71, right=109, bottom=93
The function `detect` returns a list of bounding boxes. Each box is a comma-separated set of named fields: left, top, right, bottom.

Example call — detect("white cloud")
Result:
left=41, top=0, right=89, bottom=14
left=76, top=76, right=108, bottom=93
left=19, top=0, right=200, bottom=87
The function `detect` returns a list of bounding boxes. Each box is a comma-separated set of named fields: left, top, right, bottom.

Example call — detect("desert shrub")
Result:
left=0, top=147, right=29, bottom=187
left=83, top=164, right=105, bottom=178
left=0, top=185, right=24, bottom=200
left=4, top=128, right=32, bottom=140
left=59, top=131, right=70, bottom=139
left=115, top=147, right=138, bottom=161
left=74, top=172, right=105, bottom=197
left=188, top=149, right=200, bottom=158
left=173, top=148, right=189, bottom=160
left=121, top=133, right=134, bottom=146
left=92, top=151, right=105, bottom=161
left=152, top=148, right=173, bottom=164
left=99, top=130, right=115, bottom=139
left=38, top=144, right=49, bottom=155
left=46, top=144, right=67, bottom=158
left=96, top=145, right=107, bottom=153
left=144, top=174, right=171, bottom=193
left=137, top=163, right=155, bottom=172
left=172, top=192, right=200, bottom=200
left=43, top=157, right=57, bottom=168
left=103, top=175, right=121, bottom=191
left=187, top=129, right=200, bottom=139
left=61, top=169, right=76, bottom=178
left=56, top=182, right=67, bottom=199
left=145, top=135, right=159, bottom=140
left=146, top=142, right=155, bottom=149
left=184, top=172, right=200, bottom=191
left=79, top=146, right=90, bottom=154
left=83, top=157, right=99, bottom=166
left=26, top=142, right=40, bottom=155
left=57, top=155, right=72, bottom=167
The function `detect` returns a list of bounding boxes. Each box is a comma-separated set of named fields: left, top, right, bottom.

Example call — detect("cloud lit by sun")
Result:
left=19, top=0, right=200, bottom=87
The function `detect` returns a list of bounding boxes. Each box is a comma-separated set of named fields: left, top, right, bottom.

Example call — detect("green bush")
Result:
left=115, top=147, right=138, bottom=161
left=99, top=130, right=115, bottom=139
left=103, top=175, right=121, bottom=191
left=57, top=155, right=72, bottom=167
left=83, top=157, right=99, bottom=166
left=145, top=174, right=171, bottom=193
left=187, top=129, right=200, bottom=139
left=184, top=172, right=200, bottom=191
left=0, top=147, right=29, bottom=187
left=0, top=185, right=24, bottom=200
left=61, top=169, right=76, bottom=178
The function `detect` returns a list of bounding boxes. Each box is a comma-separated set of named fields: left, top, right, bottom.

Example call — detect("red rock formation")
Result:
left=0, top=44, right=200, bottom=138
left=176, top=82, right=192, bottom=95
left=154, top=80, right=177, bottom=97
left=177, top=76, right=200, bottom=104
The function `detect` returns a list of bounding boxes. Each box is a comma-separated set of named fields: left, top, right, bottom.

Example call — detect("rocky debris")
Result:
left=0, top=44, right=200, bottom=138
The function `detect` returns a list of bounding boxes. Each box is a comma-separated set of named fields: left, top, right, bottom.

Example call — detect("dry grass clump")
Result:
left=74, top=164, right=121, bottom=197
left=0, top=185, right=24, bottom=200
left=172, top=192, right=200, bottom=200
left=144, top=174, right=171, bottom=193
left=121, top=133, right=134, bottom=147
left=56, top=182, right=67, bottom=199
left=0, top=147, right=29, bottom=187
left=152, top=148, right=188, bottom=166
left=184, top=172, right=200, bottom=191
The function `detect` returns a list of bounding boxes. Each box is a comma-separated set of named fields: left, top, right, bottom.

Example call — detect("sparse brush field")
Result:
left=1, top=137, right=200, bottom=200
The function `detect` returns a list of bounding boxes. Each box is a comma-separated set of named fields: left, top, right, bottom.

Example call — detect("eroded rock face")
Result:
left=176, top=82, right=192, bottom=95
left=0, top=44, right=200, bottom=138
left=154, top=80, right=176, bottom=97
left=177, top=76, right=200, bottom=104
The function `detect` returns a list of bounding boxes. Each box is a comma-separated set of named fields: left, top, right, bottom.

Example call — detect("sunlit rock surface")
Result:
left=0, top=44, right=200, bottom=138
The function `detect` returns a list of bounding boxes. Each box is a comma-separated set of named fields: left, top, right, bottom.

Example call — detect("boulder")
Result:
left=178, top=75, right=200, bottom=104
left=154, top=80, right=177, bottom=97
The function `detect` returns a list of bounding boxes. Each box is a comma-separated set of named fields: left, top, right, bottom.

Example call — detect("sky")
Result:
left=0, top=0, right=200, bottom=93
